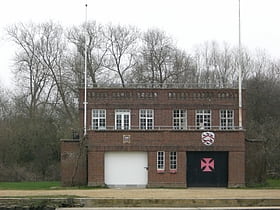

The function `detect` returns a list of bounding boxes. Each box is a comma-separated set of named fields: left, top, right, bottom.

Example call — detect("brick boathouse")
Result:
left=61, top=87, right=245, bottom=188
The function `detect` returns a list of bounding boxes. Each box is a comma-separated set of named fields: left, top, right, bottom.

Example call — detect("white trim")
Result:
left=157, top=151, right=165, bottom=171
left=139, top=109, right=154, bottom=130
left=92, top=109, right=106, bottom=130
left=169, top=151, right=177, bottom=170
left=173, top=109, right=187, bottom=130
left=196, top=109, right=211, bottom=129
left=115, top=109, right=131, bottom=130
left=220, top=109, right=234, bottom=130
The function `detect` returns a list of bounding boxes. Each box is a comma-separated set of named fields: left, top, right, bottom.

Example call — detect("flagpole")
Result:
left=238, top=0, right=243, bottom=129
left=83, top=2, right=88, bottom=136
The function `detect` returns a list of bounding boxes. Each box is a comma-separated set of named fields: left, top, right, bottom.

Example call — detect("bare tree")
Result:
left=129, top=29, right=197, bottom=87
left=7, top=22, right=77, bottom=123
left=193, top=41, right=253, bottom=88
left=6, top=23, right=54, bottom=118
left=36, top=22, right=75, bottom=122
left=102, top=24, right=139, bottom=87
left=139, top=29, right=174, bottom=86
left=212, top=43, right=234, bottom=87
left=171, top=48, right=197, bottom=86
left=232, top=46, right=253, bottom=84
left=67, top=21, right=107, bottom=87
left=193, top=42, right=216, bottom=87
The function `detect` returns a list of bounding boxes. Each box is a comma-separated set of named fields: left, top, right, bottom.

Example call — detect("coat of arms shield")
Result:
left=201, top=132, right=215, bottom=146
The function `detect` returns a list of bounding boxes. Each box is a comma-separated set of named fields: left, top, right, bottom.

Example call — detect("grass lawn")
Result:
left=249, top=178, right=280, bottom=188
left=267, top=179, right=280, bottom=187
left=0, top=181, right=103, bottom=190
left=0, top=181, right=60, bottom=190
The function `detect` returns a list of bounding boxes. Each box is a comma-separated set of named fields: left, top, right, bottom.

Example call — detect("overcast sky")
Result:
left=1, top=0, right=280, bottom=87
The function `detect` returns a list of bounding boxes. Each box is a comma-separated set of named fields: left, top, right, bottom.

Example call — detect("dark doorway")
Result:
left=187, top=151, right=228, bottom=187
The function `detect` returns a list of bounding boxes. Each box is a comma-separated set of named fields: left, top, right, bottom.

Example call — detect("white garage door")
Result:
left=104, top=152, right=148, bottom=187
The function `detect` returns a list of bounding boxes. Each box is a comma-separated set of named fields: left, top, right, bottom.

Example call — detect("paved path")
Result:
left=1, top=190, right=280, bottom=209
left=57, top=208, right=280, bottom=210
left=1, top=188, right=280, bottom=199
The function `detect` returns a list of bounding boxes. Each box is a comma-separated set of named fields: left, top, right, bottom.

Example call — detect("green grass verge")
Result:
left=0, top=181, right=61, bottom=190
left=267, top=179, right=280, bottom=187
left=0, top=181, right=105, bottom=190
left=248, top=178, right=280, bottom=188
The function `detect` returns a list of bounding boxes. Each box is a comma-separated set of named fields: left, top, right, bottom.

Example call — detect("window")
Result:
left=139, top=109, right=154, bottom=129
left=173, top=109, right=187, bottom=130
left=196, top=110, right=211, bottom=129
left=115, top=109, right=130, bottom=130
left=169, top=152, right=177, bottom=170
left=157, top=151, right=165, bottom=170
left=92, top=109, right=106, bottom=130
left=220, top=110, right=234, bottom=130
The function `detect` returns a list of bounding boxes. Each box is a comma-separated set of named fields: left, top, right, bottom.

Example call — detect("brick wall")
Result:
left=61, top=88, right=246, bottom=187
left=228, top=151, right=245, bottom=187
left=88, top=151, right=104, bottom=186
left=87, top=131, right=245, bottom=151
left=86, top=130, right=245, bottom=187
left=60, top=140, right=87, bottom=186
left=148, top=151, right=186, bottom=188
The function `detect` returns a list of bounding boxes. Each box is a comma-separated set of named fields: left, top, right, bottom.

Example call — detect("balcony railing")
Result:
left=89, top=125, right=243, bottom=131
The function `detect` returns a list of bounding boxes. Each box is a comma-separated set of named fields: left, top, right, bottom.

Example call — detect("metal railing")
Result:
left=89, top=125, right=243, bottom=131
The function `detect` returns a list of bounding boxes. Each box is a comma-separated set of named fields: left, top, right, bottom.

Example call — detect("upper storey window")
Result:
left=173, top=109, right=187, bottom=130
left=139, top=109, right=154, bottom=130
left=220, top=110, right=234, bottom=130
left=92, top=109, right=106, bottom=130
left=115, top=109, right=131, bottom=130
left=196, top=110, right=211, bottom=129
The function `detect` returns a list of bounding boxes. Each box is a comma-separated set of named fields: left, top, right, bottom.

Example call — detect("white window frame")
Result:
left=220, top=109, right=234, bottom=130
left=196, top=110, right=211, bottom=129
left=139, top=109, right=154, bottom=130
left=173, top=109, right=187, bottom=130
left=115, top=109, right=131, bottom=130
left=92, top=109, right=106, bottom=130
left=157, top=151, right=165, bottom=171
left=169, top=152, right=177, bottom=170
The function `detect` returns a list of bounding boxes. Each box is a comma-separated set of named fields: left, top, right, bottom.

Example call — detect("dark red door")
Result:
left=187, top=151, right=228, bottom=187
